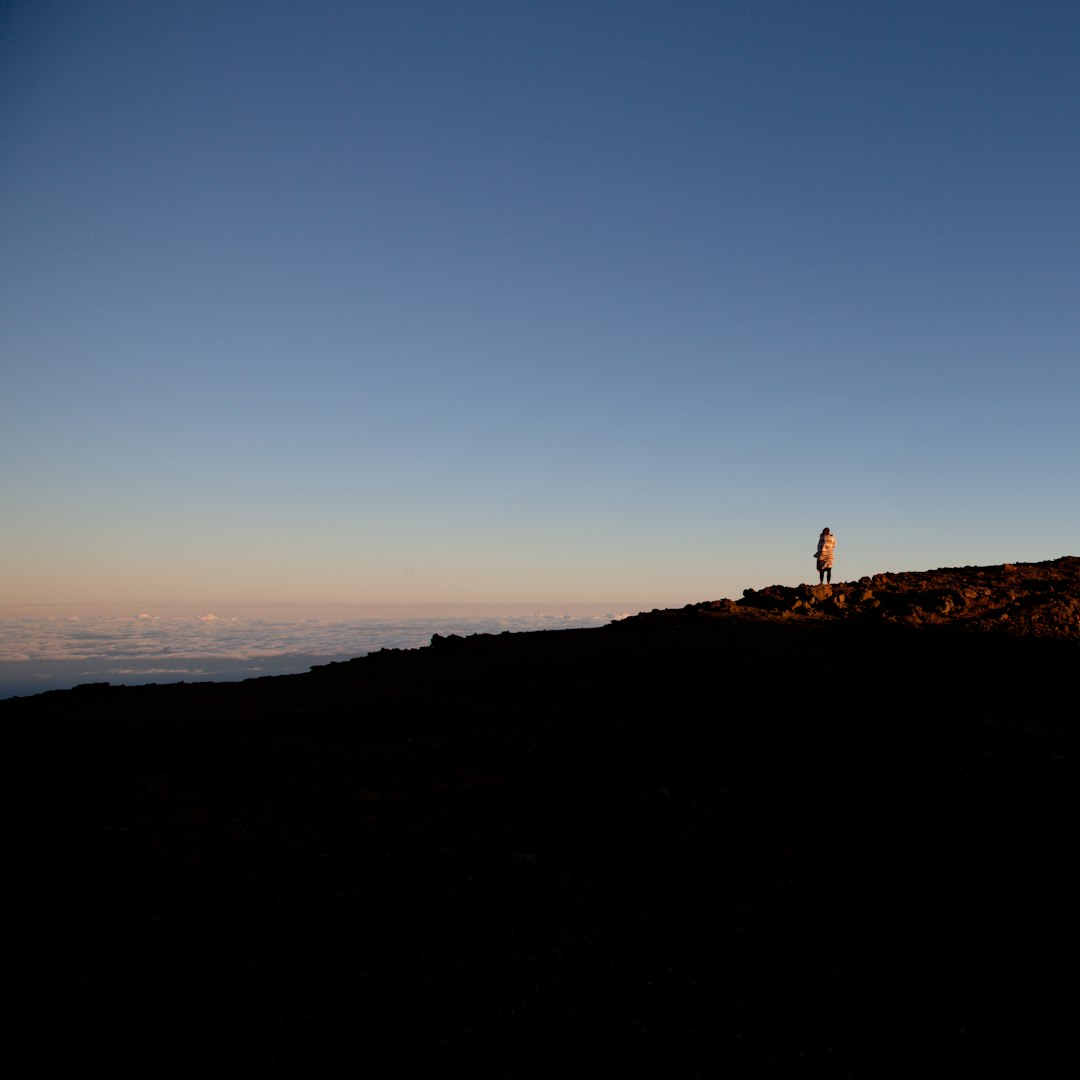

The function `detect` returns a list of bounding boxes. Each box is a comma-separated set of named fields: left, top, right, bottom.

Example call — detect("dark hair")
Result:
left=822, top=527, right=830, bottom=534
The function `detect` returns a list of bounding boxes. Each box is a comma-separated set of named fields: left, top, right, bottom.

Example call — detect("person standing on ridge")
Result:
left=815, top=527, right=836, bottom=584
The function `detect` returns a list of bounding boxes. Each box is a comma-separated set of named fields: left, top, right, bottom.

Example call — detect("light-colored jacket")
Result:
left=815, top=532, right=836, bottom=569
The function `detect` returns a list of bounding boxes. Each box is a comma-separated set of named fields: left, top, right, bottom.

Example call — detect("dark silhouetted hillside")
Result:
left=3, top=558, right=1079, bottom=1074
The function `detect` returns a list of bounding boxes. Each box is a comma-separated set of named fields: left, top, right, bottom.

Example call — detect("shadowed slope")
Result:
left=2, top=560, right=1078, bottom=1074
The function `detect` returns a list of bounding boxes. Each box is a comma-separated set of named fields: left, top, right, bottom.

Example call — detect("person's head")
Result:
left=822, top=527, right=830, bottom=535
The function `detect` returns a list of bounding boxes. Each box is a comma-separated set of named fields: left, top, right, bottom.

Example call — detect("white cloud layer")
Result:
left=0, top=609, right=625, bottom=697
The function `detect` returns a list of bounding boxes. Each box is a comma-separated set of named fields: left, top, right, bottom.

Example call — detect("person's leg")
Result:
left=826, top=568, right=832, bottom=584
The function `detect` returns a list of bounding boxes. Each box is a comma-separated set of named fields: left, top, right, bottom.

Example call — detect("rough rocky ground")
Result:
left=3, top=558, right=1079, bottom=1075
left=725, top=554, right=1080, bottom=637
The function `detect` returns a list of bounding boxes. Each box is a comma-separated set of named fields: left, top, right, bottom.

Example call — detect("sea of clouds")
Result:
left=0, top=608, right=631, bottom=699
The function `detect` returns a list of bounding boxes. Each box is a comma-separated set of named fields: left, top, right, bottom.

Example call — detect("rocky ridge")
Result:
left=690, top=555, right=1080, bottom=638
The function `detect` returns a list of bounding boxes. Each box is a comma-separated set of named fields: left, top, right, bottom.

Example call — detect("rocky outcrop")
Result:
left=688, top=555, right=1080, bottom=639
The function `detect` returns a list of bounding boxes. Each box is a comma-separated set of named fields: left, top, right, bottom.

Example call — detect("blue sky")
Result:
left=3, top=1, right=1077, bottom=610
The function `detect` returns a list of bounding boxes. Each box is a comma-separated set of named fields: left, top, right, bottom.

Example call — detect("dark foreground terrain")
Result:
left=4, top=560, right=1079, bottom=1075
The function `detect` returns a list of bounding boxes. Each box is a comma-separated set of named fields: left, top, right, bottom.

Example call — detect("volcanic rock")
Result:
left=2, top=557, right=1079, bottom=1074
left=732, top=555, right=1080, bottom=637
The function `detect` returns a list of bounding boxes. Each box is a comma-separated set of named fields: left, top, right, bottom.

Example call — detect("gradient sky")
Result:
left=3, top=1, right=1077, bottom=611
